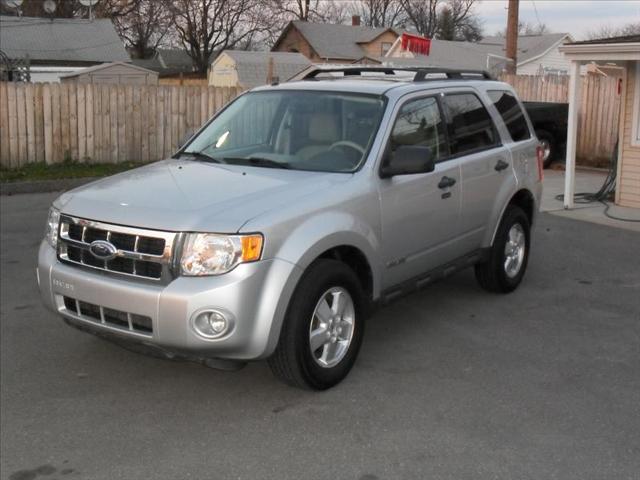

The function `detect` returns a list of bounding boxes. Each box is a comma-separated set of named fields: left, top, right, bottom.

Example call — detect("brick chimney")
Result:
left=352, top=15, right=361, bottom=26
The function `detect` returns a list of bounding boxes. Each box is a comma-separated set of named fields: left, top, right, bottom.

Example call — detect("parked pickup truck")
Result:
left=38, top=67, right=543, bottom=390
left=523, top=101, right=568, bottom=168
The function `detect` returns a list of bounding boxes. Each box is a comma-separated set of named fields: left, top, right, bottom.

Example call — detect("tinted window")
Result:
left=444, top=93, right=498, bottom=155
left=390, top=97, right=448, bottom=160
left=488, top=90, right=531, bottom=142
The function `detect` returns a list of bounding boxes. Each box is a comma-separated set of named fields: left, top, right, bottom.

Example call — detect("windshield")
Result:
left=182, top=90, right=386, bottom=173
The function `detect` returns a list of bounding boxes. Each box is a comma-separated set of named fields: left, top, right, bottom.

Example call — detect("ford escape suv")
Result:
left=38, top=67, right=543, bottom=390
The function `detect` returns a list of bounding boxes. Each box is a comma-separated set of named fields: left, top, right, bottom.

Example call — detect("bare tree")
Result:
left=169, top=0, right=270, bottom=74
left=96, top=0, right=174, bottom=59
left=586, top=22, right=640, bottom=40
left=401, top=0, right=481, bottom=39
left=495, top=21, right=550, bottom=37
left=351, top=0, right=406, bottom=28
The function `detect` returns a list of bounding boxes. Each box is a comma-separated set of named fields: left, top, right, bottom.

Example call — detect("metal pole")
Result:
left=564, top=60, right=581, bottom=209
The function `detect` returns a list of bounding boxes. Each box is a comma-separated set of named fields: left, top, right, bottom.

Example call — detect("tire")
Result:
left=268, top=259, right=367, bottom=390
left=535, top=129, right=556, bottom=169
left=475, top=205, right=530, bottom=294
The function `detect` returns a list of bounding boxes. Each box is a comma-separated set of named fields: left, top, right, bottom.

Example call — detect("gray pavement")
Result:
left=1, top=192, right=639, bottom=480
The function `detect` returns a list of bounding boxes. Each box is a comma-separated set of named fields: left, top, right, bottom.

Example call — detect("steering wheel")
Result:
left=328, top=140, right=365, bottom=155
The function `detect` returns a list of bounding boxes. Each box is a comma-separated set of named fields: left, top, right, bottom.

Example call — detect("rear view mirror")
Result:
left=380, top=145, right=435, bottom=178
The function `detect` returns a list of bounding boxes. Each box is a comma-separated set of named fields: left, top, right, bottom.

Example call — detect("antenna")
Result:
left=79, top=0, right=99, bottom=20
left=3, top=0, right=23, bottom=16
left=43, top=0, right=57, bottom=16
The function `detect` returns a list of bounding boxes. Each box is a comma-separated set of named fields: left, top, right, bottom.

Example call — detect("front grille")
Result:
left=57, top=215, right=178, bottom=282
left=62, top=295, right=153, bottom=335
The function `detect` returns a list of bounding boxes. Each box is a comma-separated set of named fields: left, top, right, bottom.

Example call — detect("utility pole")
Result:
left=505, top=0, right=519, bottom=74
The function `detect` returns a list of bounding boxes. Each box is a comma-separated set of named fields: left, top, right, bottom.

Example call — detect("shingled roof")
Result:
left=273, top=20, right=401, bottom=61
left=0, top=15, right=129, bottom=64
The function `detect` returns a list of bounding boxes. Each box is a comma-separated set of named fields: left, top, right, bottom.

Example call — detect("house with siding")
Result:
left=0, top=15, right=129, bottom=82
left=271, top=17, right=400, bottom=63
left=209, top=50, right=311, bottom=89
left=559, top=35, right=640, bottom=209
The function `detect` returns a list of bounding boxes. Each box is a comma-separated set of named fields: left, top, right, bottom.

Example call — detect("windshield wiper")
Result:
left=223, top=157, right=291, bottom=169
left=176, top=151, right=221, bottom=163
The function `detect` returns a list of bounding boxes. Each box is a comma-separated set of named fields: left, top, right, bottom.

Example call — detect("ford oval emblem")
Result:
left=89, top=240, right=118, bottom=260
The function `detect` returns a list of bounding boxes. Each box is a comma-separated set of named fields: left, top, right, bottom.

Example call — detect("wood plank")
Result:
left=163, top=87, right=172, bottom=156
left=110, top=85, right=118, bottom=163
left=117, top=85, right=126, bottom=163
left=125, top=85, right=134, bottom=162
left=34, top=84, right=45, bottom=163
left=140, top=85, right=149, bottom=163
left=208, top=86, right=215, bottom=118
left=91, top=85, right=101, bottom=163
left=148, top=85, right=157, bottom=161
left=85, top=85, right=94, bottom=162
left=156, top=86, right=165, bottom=159
left=50, top=84, right=62, bottom=163
left=68, top=83, right=78, bottom=161
left=102, top=85, right=110, bottom=163
left=133, top=85, right=142, bottom=161
left=42, top=83, right=53, bottom=165
left=200, top=86, right=208, bottom=126
left=77, top=84, right=86, bottom=162
left=60, top=83, right=70, bottom=161
left=15, top=84, right=27, bottom=166
left=0, top=83, right=9, bottom=167
left=179, top=85, right=186, bottom=144
left=25, top=84, right=36, bottom=164
left=171, top=86, right=179, bottom=152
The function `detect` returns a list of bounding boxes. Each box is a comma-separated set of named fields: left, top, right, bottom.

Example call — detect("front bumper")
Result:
left=38, top=242, right=302, bottom=360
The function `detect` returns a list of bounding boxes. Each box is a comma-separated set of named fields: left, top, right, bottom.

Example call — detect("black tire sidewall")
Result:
left=288, top=260, right=366, bottom=390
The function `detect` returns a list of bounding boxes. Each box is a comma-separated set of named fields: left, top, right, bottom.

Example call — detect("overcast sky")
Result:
left=475, top=0, right=640, bottom=39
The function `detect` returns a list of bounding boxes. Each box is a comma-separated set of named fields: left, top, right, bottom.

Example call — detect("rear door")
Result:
left=442, top=91, right=511, bottom=252
left=486, top=89, right=538, bottom=189
left=378, top=95, right=463, bottom=289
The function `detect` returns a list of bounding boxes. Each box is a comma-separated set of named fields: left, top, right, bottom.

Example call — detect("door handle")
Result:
left=495, top=159, right=510, bottom=171
left=438, top=176, right=456, bottom=189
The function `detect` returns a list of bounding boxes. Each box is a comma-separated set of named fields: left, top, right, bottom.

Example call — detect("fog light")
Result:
left=192, top=310, right=229, bottom=339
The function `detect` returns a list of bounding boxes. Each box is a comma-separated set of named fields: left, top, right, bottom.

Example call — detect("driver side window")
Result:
left=390, top=97, right=448, bottom=161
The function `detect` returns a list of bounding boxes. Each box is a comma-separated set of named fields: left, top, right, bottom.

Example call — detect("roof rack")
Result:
left=301, top=66, right=494, bottom=82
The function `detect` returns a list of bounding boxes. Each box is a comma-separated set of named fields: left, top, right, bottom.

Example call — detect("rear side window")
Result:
left=390, top=97, right=448, bottom=161
left=443, top=93, right=498, bottom=155
left=488, top=90, right=531, bottom=142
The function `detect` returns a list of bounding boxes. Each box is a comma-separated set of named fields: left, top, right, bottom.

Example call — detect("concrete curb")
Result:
left=0, top=177, right=100, bottom=196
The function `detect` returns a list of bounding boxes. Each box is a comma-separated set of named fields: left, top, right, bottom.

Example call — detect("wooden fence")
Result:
left=0, top=83, right=242, bottom=168
left=499, top=74, right=622, bottom=165
left=0, top=75, right=623, bottom=168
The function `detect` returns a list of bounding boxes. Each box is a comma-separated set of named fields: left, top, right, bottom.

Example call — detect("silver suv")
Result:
left=38, top=67, right=543, bottom=390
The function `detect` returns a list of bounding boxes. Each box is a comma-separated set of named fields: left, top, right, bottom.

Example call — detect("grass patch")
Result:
left=0, top=161, right=147, bottom=183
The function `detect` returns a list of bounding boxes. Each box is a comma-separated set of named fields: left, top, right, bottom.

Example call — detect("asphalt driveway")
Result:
left=1, top=192, right=639, bottom=480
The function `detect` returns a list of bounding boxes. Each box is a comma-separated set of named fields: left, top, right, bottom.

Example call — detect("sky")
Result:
left=475, top=0, right=640, bottom=40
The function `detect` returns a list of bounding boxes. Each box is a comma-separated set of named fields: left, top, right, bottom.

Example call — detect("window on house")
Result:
left=381, top=42, right=393, bottom=56
left=487, top=90, right=531, bottom=142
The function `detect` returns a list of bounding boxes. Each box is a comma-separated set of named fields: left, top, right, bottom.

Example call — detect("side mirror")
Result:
left=380, top=145, right=435, bottom=178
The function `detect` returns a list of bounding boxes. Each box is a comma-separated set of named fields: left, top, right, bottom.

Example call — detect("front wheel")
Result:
left=475, top=205, right=530, bottom=293
left=268, top=259, right=366, bottom=390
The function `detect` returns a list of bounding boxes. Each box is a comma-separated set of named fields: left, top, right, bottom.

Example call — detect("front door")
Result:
left=378, top=95, right=463, bottom=289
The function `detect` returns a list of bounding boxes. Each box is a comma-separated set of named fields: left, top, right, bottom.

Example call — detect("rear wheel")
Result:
left=536, top=129, right=556, bottom=168
left=268, top=259, right=366, bottom=390
left=475, top=205, right=530, bottom=293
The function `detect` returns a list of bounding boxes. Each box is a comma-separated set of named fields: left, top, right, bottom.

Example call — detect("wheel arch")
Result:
left=487, top=188, right=536, bottom=246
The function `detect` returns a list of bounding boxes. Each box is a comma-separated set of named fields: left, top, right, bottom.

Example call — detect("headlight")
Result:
left=45, top=207, right=60, bottom=249
left=180, top=233, right=263, bottom=276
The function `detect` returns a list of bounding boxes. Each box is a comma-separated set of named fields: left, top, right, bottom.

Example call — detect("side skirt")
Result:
left=379, top=248, right=489, bottom=305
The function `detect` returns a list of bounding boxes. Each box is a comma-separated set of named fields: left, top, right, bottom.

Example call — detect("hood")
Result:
left=55, top=159, right=350, bottom=232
